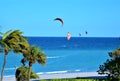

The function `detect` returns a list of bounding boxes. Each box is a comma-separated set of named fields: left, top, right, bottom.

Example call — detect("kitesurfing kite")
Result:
left=67, top=32, right=71, bottom=40
left=85, top=31, right=88, bottom=35
left=54, top=18, right=64, bottom=26
left=79, top=33, right=81, bottom=37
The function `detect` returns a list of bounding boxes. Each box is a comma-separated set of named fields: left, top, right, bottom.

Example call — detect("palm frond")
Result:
left=9, top=30, right=23, bottom=36
left=37, top=51, right=46, bottom=66
left=0, top=40, right=10, bottom=50
left=23, top=46, right=46, bottom=66
left=2, top=30, right=12, bottom=40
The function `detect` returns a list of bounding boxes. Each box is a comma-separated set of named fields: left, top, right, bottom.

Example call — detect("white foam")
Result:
left=47, top=56, right=60, bottom=59
left=45, top=70, right=68, bottom=74
left=75, top=69, right=81, bottom=72
left=4, top=75, right=15, bottom=77
left=5, top=67, right=17, bottom=70
left=37, top=72, right=44, bottom=75
left=37, top=70, right=68, bottom=75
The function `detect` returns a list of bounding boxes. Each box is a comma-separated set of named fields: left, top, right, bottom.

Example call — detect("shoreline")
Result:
left=3, top=72, right=106, bottom=81
left=38, top=72, right=106, bottom=80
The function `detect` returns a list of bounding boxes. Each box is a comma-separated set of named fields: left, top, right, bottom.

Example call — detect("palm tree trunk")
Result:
left=1, top=54, right=7, bottom=81
left=28, top=64, right=32, bottom=81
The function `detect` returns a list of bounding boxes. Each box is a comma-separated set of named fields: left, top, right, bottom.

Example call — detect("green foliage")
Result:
left=0, top=30, right=29, bottom=81
left=0, top=30, right=46, bottom=81
left=23, top=46, right=46, bottom=66
left=98, top=48, right=120, bottom=81
left=15, top=66, right=39, bottom=81
left=21, top=45, right=46, bottom=81
left=40, top=78, right=106, bottom=81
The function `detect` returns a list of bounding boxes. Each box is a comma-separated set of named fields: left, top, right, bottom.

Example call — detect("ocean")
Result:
left=0, top=37, right=120, bottom=76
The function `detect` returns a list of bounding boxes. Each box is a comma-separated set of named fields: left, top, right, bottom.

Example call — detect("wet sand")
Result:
left=3, top=72, right=106, bottom=81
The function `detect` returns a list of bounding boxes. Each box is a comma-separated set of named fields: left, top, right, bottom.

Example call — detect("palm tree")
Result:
left=23, top=46, right=46, bottom=81
left=0, top=30, right=29, bottom=81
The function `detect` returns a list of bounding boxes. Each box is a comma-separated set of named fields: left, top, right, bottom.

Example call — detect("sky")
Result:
left=0, top=0, right=120, bottom=37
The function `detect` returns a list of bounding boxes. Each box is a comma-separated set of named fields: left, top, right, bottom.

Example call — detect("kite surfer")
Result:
left=67, top=32, right=71, bottom=40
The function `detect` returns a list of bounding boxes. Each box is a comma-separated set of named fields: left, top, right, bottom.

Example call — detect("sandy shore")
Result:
left=3, top=72, right=106, bottom=81
left=3, top=76, right=16, bottom=81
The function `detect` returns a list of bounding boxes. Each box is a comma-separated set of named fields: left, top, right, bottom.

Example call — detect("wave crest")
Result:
left=47, top=56, right=61, bottom=59
left=37, top=70, right=68, bottom=74
left=5, top=67, right=17, bottom=70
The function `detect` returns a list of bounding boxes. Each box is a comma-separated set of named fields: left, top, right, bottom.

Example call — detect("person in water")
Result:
left=67, top=32, right=71, bottom=40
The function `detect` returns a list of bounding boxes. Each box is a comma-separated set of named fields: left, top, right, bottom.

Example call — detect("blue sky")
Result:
left=0, top=0, right=120, bottom=37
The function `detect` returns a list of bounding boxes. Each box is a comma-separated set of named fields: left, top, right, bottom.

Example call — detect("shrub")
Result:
left=98, top=48, right=120, bottom=81
left=15, top=66, right=39, bottom=81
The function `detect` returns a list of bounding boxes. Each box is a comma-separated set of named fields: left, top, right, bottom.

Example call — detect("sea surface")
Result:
left=0, top=37, right=120, bottom=76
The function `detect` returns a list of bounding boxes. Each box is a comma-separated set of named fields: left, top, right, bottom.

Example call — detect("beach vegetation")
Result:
left=40, top=78, right=106, bottom=81
left=98, top=48, right=120, bottom=81
left=15, top=65, right=39, bottom=81
left=0, top=30, right=29, bottom=81
left=18, top=45, right=46, bottom=81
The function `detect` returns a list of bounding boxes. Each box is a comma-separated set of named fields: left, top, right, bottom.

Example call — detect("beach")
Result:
left=3, top=72, right=106, bottom=81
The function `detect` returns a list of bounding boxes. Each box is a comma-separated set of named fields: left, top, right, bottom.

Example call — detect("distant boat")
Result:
left=67, top=32, right=71, bottom=40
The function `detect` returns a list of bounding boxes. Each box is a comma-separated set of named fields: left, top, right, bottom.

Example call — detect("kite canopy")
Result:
left=85, top=31, right=88, bottom=35
left=54, top=18, right=64, bottom=26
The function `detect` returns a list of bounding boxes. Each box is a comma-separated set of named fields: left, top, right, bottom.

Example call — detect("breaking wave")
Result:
left=47, top=56, right=61, bottom=59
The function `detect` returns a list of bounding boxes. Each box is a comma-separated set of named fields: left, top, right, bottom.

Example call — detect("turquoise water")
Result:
left=0, top=37, right=120, bottom=76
